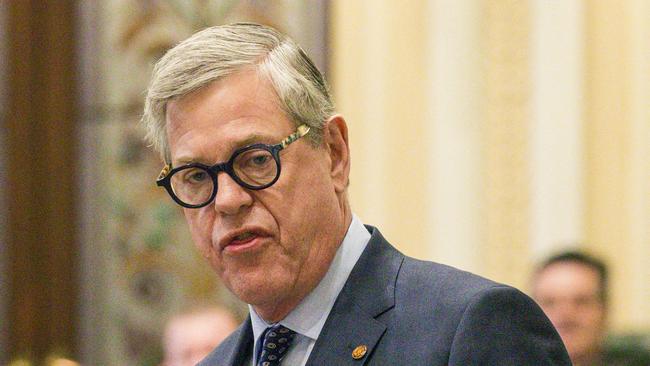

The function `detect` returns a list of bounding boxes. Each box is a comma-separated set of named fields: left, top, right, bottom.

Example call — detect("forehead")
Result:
left=165, top=69, right=292, bottom=162
left=535, top=261, right=601, bottom=296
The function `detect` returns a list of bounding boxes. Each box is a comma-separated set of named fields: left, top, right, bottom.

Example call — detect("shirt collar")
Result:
left=249, top=214, right=370, bottom=341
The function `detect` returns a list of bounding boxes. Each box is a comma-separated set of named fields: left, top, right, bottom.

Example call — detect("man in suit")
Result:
left=142, top=23, right=570, bottom=365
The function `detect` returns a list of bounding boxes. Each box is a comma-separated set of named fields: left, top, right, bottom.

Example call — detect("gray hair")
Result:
left=142, top=23, right=335, bottom=162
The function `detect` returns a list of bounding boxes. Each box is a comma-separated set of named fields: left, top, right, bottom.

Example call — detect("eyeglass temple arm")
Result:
left=157, top=164, right=171, bottom=181
left=280, top=124, right=310, bottom=149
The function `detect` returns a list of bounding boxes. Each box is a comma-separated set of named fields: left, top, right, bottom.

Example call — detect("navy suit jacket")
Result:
left=199, top=226, right=571, bottom=365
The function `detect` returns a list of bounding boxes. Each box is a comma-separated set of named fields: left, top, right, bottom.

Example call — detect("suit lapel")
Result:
left=221, top=316, right=254, bottom=366
left=305, top=299, right=386, bottom=366
left=306, top=226, right=404, bottom=365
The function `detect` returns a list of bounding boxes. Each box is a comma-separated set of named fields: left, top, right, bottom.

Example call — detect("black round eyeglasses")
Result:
left=156, top=124, right=310, bottom=208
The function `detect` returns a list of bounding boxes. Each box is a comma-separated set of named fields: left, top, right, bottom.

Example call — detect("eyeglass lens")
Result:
left=169, top=147, right=279, bottom=206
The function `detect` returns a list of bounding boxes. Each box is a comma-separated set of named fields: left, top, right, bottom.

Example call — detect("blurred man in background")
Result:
left=161, top=305, right=239, bottom=366
left=533, top=250, right=650, bottom=366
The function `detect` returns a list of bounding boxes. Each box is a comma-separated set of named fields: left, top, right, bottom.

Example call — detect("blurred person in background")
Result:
left=533, top=250, right=650, bottom=366
left=161, top=305, right=239, bottom=366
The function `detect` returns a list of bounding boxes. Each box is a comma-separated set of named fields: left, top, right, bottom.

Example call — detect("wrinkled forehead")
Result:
left=164, top=70, right=294, bottom=163
left=167, top=69, right=281, bottom=125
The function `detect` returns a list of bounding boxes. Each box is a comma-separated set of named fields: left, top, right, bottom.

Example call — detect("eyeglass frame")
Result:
left=156, top=124, right=311, bottom=209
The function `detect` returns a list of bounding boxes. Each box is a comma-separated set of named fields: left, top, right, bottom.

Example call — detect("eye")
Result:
left=237, top=149, right=274, bottom=170
left=251, top=154, right=271, bottom=166
left=189, top=171, right=207, bottom=182
left=180, top=168, right=209, bottom=184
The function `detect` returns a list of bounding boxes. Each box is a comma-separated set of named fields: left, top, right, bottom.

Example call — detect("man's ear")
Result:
left=323, top=115, right=350, bottom=193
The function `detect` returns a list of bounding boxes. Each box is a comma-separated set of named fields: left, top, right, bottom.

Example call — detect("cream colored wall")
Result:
left=330, top=0, right=649, bottom=332
left=584, top=0, right=650, bottom=333
left=331, top=0, right=431, bottom=260
left=530, top=0, right=585, bottom=257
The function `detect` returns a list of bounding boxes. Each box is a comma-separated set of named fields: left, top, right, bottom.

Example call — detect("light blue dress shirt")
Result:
left=248, top=214, right=370, bottom=366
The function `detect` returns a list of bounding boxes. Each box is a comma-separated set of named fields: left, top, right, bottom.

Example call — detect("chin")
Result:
left=225, top=268, right=291, bottom=305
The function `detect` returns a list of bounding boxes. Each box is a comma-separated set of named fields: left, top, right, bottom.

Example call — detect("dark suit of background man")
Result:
left=142, top=23, right=570, bottom=365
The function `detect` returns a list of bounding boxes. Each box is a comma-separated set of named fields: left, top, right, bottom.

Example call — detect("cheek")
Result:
left=184, top=208, right=214, bottom=256
left=274, top=180, right=331, bottom=238
left=541, top=306, right=558, bottom=319
left=583, top=309, right=606, bottom=329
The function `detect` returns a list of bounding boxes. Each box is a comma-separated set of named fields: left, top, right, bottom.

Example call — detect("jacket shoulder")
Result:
left=398, top=256, right=505, bottom=304
left=388, top=256, right=570, bottom=364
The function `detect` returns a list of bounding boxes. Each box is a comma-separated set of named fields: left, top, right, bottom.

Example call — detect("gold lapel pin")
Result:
left=352, top=345, right=368, bottom=360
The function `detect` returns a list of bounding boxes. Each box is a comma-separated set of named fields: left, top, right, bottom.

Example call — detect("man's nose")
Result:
left=212, top=172, right=253, bottom=215
left=551, top=300, right=579, bottom=319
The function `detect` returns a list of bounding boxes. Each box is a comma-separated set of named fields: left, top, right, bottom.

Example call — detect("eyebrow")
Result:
left=173, top=133, right=277, bottom=166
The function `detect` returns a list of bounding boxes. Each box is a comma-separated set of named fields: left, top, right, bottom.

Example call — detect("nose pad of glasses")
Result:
left=211, top=170, right=253, bottom=213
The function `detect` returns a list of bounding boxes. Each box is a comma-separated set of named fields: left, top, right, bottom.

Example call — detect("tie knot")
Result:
left=257, top=324, right=296, bottom=366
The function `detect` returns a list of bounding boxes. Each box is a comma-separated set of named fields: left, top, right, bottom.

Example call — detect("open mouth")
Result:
left=233, top=232, right=255, bottom=242
left=220, top=228, right=269, bottom=254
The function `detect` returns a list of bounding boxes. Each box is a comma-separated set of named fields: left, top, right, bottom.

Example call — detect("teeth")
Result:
left=235, top=232, right=254, bottom=241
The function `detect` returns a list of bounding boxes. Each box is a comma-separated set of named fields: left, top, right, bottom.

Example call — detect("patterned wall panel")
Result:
left=81, top=1, right=328, bottom=364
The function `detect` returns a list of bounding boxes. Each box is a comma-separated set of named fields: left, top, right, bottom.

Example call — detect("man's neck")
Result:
left=253, top=206, right=353, bottom=323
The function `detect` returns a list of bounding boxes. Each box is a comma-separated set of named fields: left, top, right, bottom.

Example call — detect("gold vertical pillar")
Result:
left=481, top=0, right=532, bottom=289
left=626, top=0, right=650, bottom=331
left=330, top=0, right=430, bottom=257
left=585, top=0, right=650, bottom=331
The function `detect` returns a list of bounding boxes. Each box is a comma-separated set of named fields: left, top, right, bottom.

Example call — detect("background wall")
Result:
left=331, top=0, right=650, bottom=333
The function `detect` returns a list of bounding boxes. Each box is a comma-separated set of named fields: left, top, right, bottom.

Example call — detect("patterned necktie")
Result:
left=257, top=323, right=297, bottom=366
